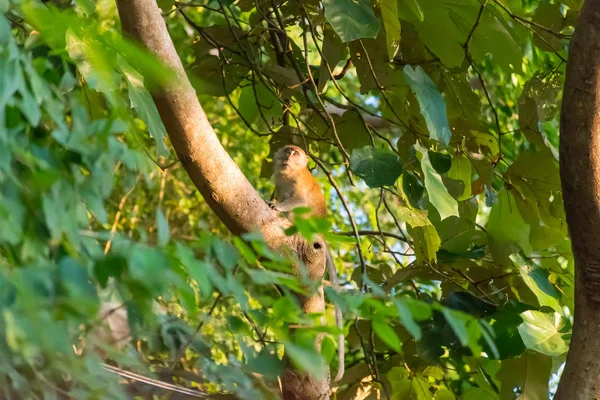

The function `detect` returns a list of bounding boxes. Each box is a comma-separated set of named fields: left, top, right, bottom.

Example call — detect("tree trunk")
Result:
left=556, top=1, right=600, bottom=398
left=114, top=1, right=330, bottom=399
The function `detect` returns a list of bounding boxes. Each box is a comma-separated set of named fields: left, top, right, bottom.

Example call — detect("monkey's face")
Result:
left=273, top=145, right=308, bottom=172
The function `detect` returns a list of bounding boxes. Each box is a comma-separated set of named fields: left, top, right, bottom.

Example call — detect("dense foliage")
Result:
left=0, top=0, right=576, bottom=398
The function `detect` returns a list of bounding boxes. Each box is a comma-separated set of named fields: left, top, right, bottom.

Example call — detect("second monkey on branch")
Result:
left=268, top=144, right=345, bottom=383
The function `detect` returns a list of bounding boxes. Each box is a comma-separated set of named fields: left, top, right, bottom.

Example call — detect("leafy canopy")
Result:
left=0, top=0, right=575, bottom=398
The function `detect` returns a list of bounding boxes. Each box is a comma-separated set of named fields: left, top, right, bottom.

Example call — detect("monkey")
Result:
left=268, top=144, right=345, bottom=383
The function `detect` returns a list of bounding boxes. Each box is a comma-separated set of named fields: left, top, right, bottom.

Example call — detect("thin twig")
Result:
left=312, top=157, right=367, bottom=283
left=492, top=0, right=571, bottom=39
left=335, top=229, right=410, bottom=243
left=462, top=0, right=503, bottom=166
left=105, top=175, right=138, bottom=254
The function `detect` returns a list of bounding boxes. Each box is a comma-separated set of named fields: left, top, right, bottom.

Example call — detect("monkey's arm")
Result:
left=326, top=245, right=345, bottom=383
left=269, top=198, right=308, bottom=213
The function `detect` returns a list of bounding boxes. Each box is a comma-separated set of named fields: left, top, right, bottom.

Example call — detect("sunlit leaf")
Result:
left=415, top=144, right=459, bottom=219
left=119, top=57, right=169, bottom=156
left=379, top=0, right=401, bottom=60
left=373, top=320, right=402, bottom=352
left=497, top=352, right=552, bottom=400
left=404, top=66, right=452, bottom=145
left=518, top=310, right=569, bottom=356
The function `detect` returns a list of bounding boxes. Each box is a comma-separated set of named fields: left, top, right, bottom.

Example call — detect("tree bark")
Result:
left=556, top=1, right=600, bottom=398
left=114, top=1, right=330, bottom=399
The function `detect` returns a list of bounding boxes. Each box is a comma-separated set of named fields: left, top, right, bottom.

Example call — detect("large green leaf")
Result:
left=387, top=367, right=433, bottom=400
left=323, top=0, right=381, bottom=43
left=318, top=28, right=348, bottom=92
left=337, top=111, right=372, bottom=150
left=238, top=82, right=282, bottom=129
left=379, top=0, right=401, bottom=60
left=470, top=10, right=523, bottom=73
left=415, top=144, right=459, bottom=219
left=517, top=310, right=569, bottom=356
left=373, top=320, right=402, bottom=352
left=447, top=154, right=472, bottom=201
left=350, top=146, right=403, bottom=187
left=487, top=190, right=532, bottom=264
left=512, top=254, right=562, bottom=314
left=410, top=223, right=441, bottom=264
left=284, top=341, right=327, bottom=378
left=497, top=352, right=552, bottom=400
left=404, top=66, right=452, bottom=145
left=119, top=58, right=169, bottom=157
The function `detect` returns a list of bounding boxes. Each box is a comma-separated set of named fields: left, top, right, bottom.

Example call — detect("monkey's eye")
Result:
left=291, top=150, right=298, bottom=156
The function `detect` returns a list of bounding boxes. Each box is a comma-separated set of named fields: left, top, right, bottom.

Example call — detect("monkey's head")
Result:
left=273, top=145, right=308, bottom=173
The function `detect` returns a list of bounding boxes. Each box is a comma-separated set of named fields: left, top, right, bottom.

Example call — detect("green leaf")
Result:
left=517, top=310, right=569, bottom=356
left=397, top=0, right=468, bottom=68
left=373, top=320, right=402, bottom=352
left=463, top=388, right=495, bottom=400
left=415, top=144, right=459, bottom=219
left=387, top=367, right=433, bottom=400
left=447, top=154, right=472, bottom=201
left=410, top=223, right=441, bottom=263
left=531, top=3, right=566, bottom=52
left=436, top=216, right=474, bottom=254
left=156, top=208, right=170, bottom=247
left=397, top=0, right=424, bottom=22
left=74, top=0, right=95, bottom=15
left=247, top=350, right=285, bottom=379
left=402, top=172, right=425, bottom=208
left=487, top=190, right=532, bottom=264
left=471, top=10, right=523, bottom=73
left=318, top=28, right=348, bottom=92
left=429, top=151, right=452, bottom=174
left=65, top=28, right=121, bottom=93
left=0, top=184, right=24, bottom=245
left=157, top=0, right=175, bottom=12
left=404, top=66, right=452, bottom=146
left=119, top=57, right=169, bottom=156
left=58, top=257, right=97, bottom=300
left=213, top=239, right=239, bottom=271
left=238, top=82, right=282, bottom=129
left=379, top=0, right=401, bottom=60
left=497, top=352, right=552, bottom=400
left=323, top=0, right=381, bottom=43
left=128, top=244, right=169, bottom=291
left=441, top=307, right=470, bottom=347
left=435, top=389, right=456, bottom=400
left=394, top=297, right=422, bottom=340
left=175, top=243, right=212, bottom=298
left=350, top=146, right=403, bottom=187
left=337, top=111, right=372, bottom=150
left=512, top=254, right=562, bottom=314
left=94, top=255, right=127, bottom=288
left=284, top=341, right=326, bottom=378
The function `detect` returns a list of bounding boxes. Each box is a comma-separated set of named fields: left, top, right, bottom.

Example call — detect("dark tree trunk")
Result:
left=556, top=1, right=600, bottom=398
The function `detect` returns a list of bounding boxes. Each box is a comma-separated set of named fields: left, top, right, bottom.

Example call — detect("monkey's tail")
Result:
left=326, top=247, right=345, bottom=383
left=332, top=304, right=345, bottom=383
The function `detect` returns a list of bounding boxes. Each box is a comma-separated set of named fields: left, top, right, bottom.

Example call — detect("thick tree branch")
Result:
left=556, top=1, right=600, bottom=398
left=115, top=2, right=331, bottom=399
left=116, top=0, right=282, bottom=240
